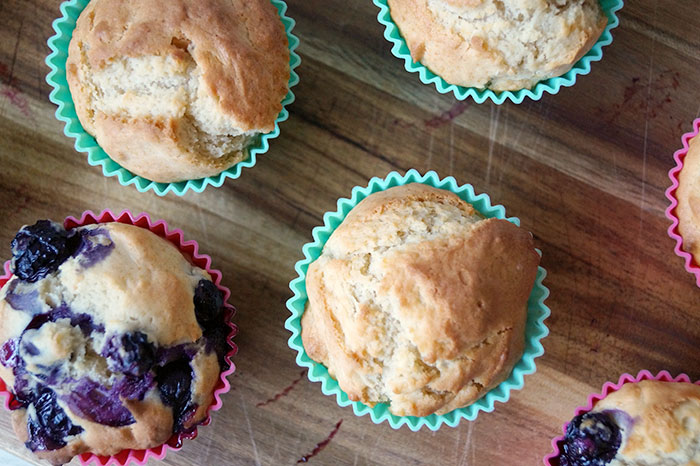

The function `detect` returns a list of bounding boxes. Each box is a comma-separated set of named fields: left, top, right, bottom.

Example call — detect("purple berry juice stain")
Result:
left=297, top=419, right=343, bottom=463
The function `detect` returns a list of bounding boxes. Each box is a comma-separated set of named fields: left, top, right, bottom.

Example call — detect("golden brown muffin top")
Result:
left=302, top=184, right=540, bottom=416
left=387, top=0, right=606, bottom=90
left=71, top=0, right=289, bottom=132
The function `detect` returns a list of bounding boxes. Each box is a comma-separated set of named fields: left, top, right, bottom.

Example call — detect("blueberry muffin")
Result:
left=66, top=0, right=290, bottom=182
left=387, top=0, right=607, bottom=91
left=301, top=184, right=540, bottom=417
left=558, top=380, right=700, bottom=465
left=0, top=220, right=230, bottom=465
left=676, top=134, right=700, bottom=263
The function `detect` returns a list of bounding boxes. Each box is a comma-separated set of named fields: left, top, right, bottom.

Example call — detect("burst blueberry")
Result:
left=25, top=386, right=83, bottom=452
left=4, top=280, right=40, bottom=313
left=156, top=359, right=195, bottom=433
left=61, top=379, right=135, bottom=427
left=193, top=279, right=223, bottom=329
left=0, top=338, right=20, bottom=369
left=73, top=228, right=114, bottom=268
left=156, top=343, right=198, bottom=367
left=560, top=411, right=621, bottom=466
left=102, top=332, right=155, bottom=376
left=11, top=220, right=80, bottom=282
left=11, top=376, right=32, bottom=410
left=204, top=324, right=229, bottom=366
left=114, top=372, right=154, bottom=401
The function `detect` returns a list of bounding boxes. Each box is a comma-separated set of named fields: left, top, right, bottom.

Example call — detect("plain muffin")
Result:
left=301, top=184, right=540, bottom=417
left=387, top=0, right=607, bottom=91
left=66, top=0, right=290, bottom=182
left=558, top=380, right=700, bottom=465
left=0, top=221, right=229, bottom=465
left=676, top=134, right=700, bottom=263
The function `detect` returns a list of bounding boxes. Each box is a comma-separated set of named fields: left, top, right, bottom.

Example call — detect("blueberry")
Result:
left=12, top=375, right=32, bottom=409
left=193, top=280, right=228, bottom=365
left=4, top=280, right=40, bottom=313
left=25, top=386, right=83, bottom=452
left=102, top=332, right=155, bottom=376
left=114, top=372, right=154, bottom=401
left=193, top=280, right=223, bottom=329
left=156, top=359, right=196, bottom=433
left=70, top=312, right=102, bottom=336
left=204, top=324, right=229, bottom=367
left=156, top=344, right=198, bottom=367
left=21, top=305, right=98, bottom=339
left=0, top=338, right=20, bottom=370
left=61, top=379, right=135, bottom=427
left=21, top=341, right=39, bottom=356
left=24, top=313, right=52, bottom=332
left=11, top=220, right=80, bottom=282
left=73, top=228, right=114, bottom=268
left=560, top=412, right=621, bottom=466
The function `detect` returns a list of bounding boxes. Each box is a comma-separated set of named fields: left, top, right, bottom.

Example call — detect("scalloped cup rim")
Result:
left=665, top=119, right=700, bottom=287
left=45, top=0, right=301, bottom=196
left=285, top=169, right=551, bottom=430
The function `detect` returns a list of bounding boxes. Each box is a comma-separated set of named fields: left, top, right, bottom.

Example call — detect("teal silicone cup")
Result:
left=285, top=169, right=551, bottom=430
left=372, top=0, right=623, bottom=104
left=46, top=0, right=301, bottom=196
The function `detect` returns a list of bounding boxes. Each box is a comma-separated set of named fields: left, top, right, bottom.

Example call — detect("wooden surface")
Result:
left=0, top=1, right=699, bottom=465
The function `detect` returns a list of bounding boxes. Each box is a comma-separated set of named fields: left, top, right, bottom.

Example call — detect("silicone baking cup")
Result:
left=285, top=169, right=550, bottom=430
left=543, top=370, right=700, bottom=465
left=665, top=118, right=700, bottom=287
left=0, top=210, right=237, bottom=466
left=372, top=0, right=623, bottom=104
left=45, top=0, right=301, bottom=196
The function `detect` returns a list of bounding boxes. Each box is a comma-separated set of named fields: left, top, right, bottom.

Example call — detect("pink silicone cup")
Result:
left=665, top=118, right=700, bottom=287
left=543, top=370, right=700, bottom=465
left=0, top=210, right=237, bottom=466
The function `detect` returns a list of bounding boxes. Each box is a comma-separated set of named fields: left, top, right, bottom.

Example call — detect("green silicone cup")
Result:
left=285, top=169, right=551, bottom=430
left=46, top=0, right=301, bottom=196
left=372, top=0, right=623, bottom=104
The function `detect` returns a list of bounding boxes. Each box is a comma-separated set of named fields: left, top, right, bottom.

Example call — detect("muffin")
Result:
left=557, top=380, right=700, bottom=465
left=301, top=183, right=540, bottom=417
left=675, top=134, right=700, bottom=262
left=0, top=220, right=229, bottom=465
left=386, top=0, right=607, bottom=91
left=66, top=0, right=290, bottom=183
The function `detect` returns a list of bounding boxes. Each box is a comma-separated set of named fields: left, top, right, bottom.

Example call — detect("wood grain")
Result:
left=0, top=0, right=699, bottom=465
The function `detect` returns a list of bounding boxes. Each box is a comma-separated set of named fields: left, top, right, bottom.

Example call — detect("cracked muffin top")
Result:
left=0, top=220, right=229, bottom=465
left=66, top=0, right=290, bottom=182
left=387, top=0, right=607, bottom=91
left=301, top=183, right=540, bottom=417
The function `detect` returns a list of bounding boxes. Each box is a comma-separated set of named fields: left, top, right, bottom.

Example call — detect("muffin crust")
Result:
left=302, top=184, right=540, bottom=416
left=66, top=0, right=290, bottom=182
left=387, top=0, right=607, bottom=91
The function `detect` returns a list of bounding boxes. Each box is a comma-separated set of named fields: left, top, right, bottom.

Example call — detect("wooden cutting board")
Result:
left=0, top=0, right=698, bottom=464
